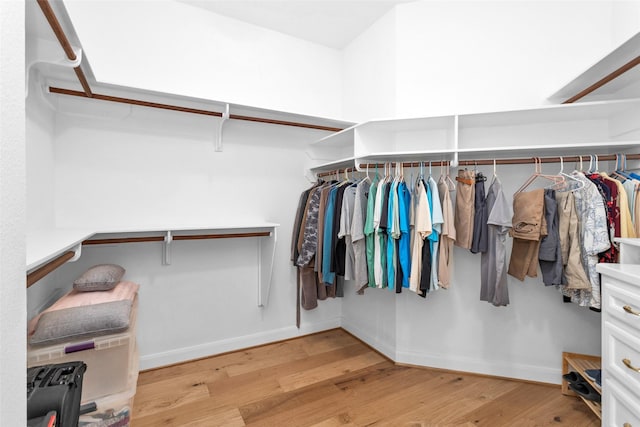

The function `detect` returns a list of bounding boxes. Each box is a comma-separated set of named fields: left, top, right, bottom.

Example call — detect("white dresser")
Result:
left=598, top=239, right=640, bottom=427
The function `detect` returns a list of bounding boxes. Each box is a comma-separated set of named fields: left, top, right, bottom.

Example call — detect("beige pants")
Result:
left=556, top=191, right=590, bottom=289
left=454, top=169, right=475, bottom=249
left=508, top=189, right=547, bottom=281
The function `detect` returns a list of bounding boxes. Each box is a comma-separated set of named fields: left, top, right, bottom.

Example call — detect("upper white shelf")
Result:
left=27, top=228, right=95, bottom=272
left=308, top=98, right=640, bottom=173
left=548, top=32, right=640, bottom=103
left=27, top=222, right=279, bottom=272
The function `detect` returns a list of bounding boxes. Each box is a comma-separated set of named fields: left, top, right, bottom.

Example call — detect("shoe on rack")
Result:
left=584, top=369, right=601, bottom=389
left=562, top=371, right=582, bottom=383
left=569, top=381, right=601, bottom=403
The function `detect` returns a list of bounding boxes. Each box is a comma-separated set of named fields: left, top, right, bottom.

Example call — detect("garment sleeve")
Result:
left=487, top=184, right=512, bottom=232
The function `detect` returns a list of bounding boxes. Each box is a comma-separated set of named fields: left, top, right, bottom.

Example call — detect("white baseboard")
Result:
left=140, top=316, right=560, bottom=384
left=341, top=317, right=397, bottom=361
left=395, top=349, right=560, bottom=385
left=139, top=317, right=341, bottom=370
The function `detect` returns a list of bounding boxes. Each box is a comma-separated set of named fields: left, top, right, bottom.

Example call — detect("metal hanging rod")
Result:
left=48, top=87, right=345, bottom=132
left=563, top=55, right=640, bottom=104
left=26, top=250, right=76, bottom=288
left=316, top=153, right=640, bottom=177
left=37, top=0, right=92, bottom=97
left=83, top=232, right=271, bottom=246
left=37, top=0, right=344, bottom=133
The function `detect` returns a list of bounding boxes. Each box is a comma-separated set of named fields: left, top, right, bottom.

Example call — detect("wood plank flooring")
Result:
left=131, top=329, right=600, bottom=426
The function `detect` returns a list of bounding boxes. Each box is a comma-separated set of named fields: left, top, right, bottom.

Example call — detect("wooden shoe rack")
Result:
left=562, top=352, right=602, bottom=420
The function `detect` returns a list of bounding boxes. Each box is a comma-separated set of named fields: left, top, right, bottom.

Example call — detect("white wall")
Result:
left=26, top=78, right=56, bottom=231
left=612, top=1, right=640, bottom=47
left=342, top=7, right=398, bottom=123
left=0, top=1, right=26, bottom=425
left=63, top=0, right=343, bottom=120
left=47, top=97, right=342, bottom=369
left=394, top=1, right=616, bottom=117
left=338, top=0, right=621, bottom=384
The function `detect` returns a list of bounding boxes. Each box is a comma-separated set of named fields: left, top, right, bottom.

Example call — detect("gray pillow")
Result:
left=29, top=300, right=133, bottom=346
left=73, top=264, right=125, bottom=291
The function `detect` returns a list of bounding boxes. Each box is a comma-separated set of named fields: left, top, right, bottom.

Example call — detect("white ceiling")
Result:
left=176, top=0, right=411, bottom=49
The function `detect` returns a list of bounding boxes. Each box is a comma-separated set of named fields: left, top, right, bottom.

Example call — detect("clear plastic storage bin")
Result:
left=28, top=301, right=138, bottom=402
left=78, top=381, right=137, bottom=427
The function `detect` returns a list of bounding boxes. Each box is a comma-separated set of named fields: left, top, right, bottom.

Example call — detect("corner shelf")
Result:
left=26, top=223, right=279, bottom=307
left=562, top=351, right=602, bottom=420
left=307, top=98, right=640, bottom=175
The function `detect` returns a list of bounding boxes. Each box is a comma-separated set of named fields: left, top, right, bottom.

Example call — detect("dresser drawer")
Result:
left=603, top=281, right=640, bottom=332
left=603, top=379, right=640, bottom=427
left=604, top=322, right=640, bottom=393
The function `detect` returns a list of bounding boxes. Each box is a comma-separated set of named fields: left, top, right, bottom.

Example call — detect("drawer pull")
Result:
left=623, top=305, right=640, bottom=316
left=623, top=358, right=640, bottom=373
left=623, top=424, right=632, bottom=427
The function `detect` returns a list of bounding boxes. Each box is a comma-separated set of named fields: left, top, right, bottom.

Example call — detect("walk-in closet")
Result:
left=3, top=0, right=640, bottom=425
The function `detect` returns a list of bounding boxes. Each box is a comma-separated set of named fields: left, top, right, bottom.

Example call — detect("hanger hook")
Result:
left=559, top=156, right=564, bottom=174
left=493, top=158, right=497, bottom=176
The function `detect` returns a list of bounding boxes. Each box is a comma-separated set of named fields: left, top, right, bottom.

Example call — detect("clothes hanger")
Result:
left=515, top=157, right=564, bottom=193
left=551, top=156, right=583, bottom=192
left=611, top=153, right=631, bottom=181
left=439, top=160, right=456, bottom=191
left=489, top=158, right=501, bottom=185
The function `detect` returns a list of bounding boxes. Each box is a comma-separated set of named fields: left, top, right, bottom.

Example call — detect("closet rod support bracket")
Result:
left=215, top=103, right=230, bottom=152
left=163, top=231, right=173, bottom=265
left=69, top=243, right=82, bottom=263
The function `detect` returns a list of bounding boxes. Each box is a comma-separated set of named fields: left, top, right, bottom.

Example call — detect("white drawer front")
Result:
left=605, top=322, right=640, bottom=394
left=604, top=281, right=640, bottom=332
left=603, top=379, right=640, bottom=427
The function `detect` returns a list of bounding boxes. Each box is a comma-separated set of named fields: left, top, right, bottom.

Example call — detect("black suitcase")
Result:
left=27, top=362, right=87, bottom=427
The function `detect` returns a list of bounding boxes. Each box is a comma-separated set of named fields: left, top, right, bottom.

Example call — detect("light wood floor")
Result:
left=131, top=329, right=599, bottom=426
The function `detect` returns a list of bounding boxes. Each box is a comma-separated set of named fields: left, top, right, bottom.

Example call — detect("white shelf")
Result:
left=93, top=222, right=279, bottom=235
left=309, top=125, right=357, bottom=147
left=27, top=223, right=279, bottom=307
left=549, top=32, right=640, bottom=103
left=309, top=156, right=357, bottom=173
left=27, top=228, right=95, bottom=272
left=308, top=98, right=640, bottom=174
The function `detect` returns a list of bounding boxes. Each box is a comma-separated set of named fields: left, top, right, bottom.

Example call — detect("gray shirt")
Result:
left=480, top=178, right=512, bottom=306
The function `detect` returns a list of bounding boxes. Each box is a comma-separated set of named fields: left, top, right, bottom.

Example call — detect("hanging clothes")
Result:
left=470, top=172, right=488, bottom=254
left=350, top=178, right=371, bottom=289
left=565, top=171, right=610, bottom=310
left=508, top=188, right=547, bottom=281
left=338, top=183, right=357, bottom=281
left=378, top=181, right=392, bottom=288
left=454, top=169, right=475, bottom=249
left=321, top=186, right=338, bottom=285
left=397, top=180, right=412, bottom=288
left=373, top=177, right=387, bottom=288
left=409, top=179, right=431, bottom=294
left=386, top=179, right=398, bottom=291
left=364, top=174, right=380, bottom=288
left=555, top=190, right=591, bottom=291
left=292, top=182, right=324, bottom=314
left=428, top=176, right=444, bottom=292
left=437, top=175, right=456, bottom=289
left=538, top=189, right=563, bottom=286
left=480, top=178, right=512, bottom=306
